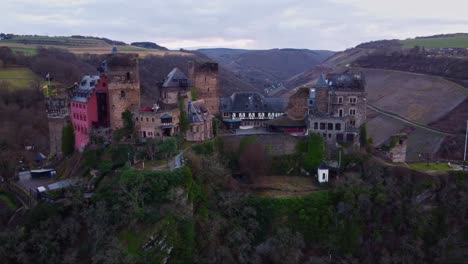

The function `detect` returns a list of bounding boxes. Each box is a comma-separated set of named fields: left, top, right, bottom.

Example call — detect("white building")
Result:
left=317, top=162, right=329, bottom=183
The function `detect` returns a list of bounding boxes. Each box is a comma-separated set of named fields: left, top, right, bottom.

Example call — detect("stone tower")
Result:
left=46, top=96, right=69, bottom=158
left=389, top=134, right=408, bottom=163
left=106, top=54, right=140, bottom=130
left=189, top=61, right=219, bottom=115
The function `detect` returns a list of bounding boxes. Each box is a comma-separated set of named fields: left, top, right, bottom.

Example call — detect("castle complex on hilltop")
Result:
left=46, top=52, right=367, bottom=158
left=65, top=54, right=218, bottom=151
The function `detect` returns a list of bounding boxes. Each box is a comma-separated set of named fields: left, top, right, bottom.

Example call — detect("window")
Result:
left=126, top=72, right=131, bottom=81
left=314, top=122, right=318, bottom=130
left=346, top=133, right=355, bottom=142
left=349, top=97, right=357, bottom=104
left=336, top=133, right=344, bottom=142
left=328, top=133, right=332, bottom=138
left=337, top=96, right=343, bottom=104
left=335, top=123, right=341, bottom=131
left=120, top=90, right=126, bottom=98
left=322, top=173, right=326, bottom=180
left=152, top=118, right=155, bottom=122
left=328, top=123, right=333, bottom=130
left=349, top=108, right=356, bottom=116
left=338, top=109, right=343, bottom=117
left=320, top=123, right=326, bottom=130
left=136, top=117, right=139, bottom=121
left=350, top=120, right=356, bottom=127
left=146, top=118, right=149, bottom=122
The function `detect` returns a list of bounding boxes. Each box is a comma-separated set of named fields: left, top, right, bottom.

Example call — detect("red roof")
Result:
left=140, top=107, right=153, bottom=112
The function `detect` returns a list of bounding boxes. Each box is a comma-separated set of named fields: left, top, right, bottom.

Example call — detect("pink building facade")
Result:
left=70, top=73, right=109, bottom=151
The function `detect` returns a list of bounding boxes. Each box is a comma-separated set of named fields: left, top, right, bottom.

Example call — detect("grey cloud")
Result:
left=0, top=0, right=466, bottom=50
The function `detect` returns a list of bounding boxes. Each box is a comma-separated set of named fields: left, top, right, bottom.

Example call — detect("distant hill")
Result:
left=0, top=34, right=187, bottom=57
left=131, top=42, right=168, bottom=51
left=198, top=48, right=335, bottom=92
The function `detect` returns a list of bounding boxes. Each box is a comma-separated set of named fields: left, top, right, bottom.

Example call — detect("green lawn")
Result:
left=0, top=67, right=40, bottom=89
left=401, top=36, right=468, bottom=48
left=408, top=162, right=452, bottom=172
left=0, top=192, right=18, bottom=210
left=10, top=47, right=37, bottom=55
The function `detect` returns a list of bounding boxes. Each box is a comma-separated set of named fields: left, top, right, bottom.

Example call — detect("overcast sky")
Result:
left=2, top=0, right=468, bottom=51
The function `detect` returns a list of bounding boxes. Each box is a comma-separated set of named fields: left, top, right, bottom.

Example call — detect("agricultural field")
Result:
left=400, top=35, right=468, bottom=48
left=0, top=35, right=191, bottom=57
left=362, top=68, right=468, bottom=125
left=0, top=67, right=41, bottom=89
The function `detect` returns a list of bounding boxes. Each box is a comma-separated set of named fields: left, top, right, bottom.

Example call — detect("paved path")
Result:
left=367, top=104, right=455, bottom=136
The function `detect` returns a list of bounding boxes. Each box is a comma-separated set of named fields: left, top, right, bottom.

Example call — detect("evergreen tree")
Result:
left=179, top=98, right=189, bottom=133
left=303, top=133, right=324, bottom=172
left=61, top=123, right=75, bottom=156
left=359, top=124, right=367, bottom=147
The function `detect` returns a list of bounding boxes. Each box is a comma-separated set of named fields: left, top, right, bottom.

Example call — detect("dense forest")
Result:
left=1, top=134, right=467, bottom=263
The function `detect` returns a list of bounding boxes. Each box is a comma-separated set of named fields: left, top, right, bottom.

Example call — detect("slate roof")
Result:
left=71, top=75, right=100, bottom=103
left=314, top=73, right=328, bottom=88
left=266, top=116, right=306, bottom=127
left=220, top=92, right=286, bottom=113
left=318, top=162, right=329, bottom=170
left=162, top=68, right=191, bottom=88
left=326, top=72, right=365, bottom=90
left=188, top=100, right=212, bottom=123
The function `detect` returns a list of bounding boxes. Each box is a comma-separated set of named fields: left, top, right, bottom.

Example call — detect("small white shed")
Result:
left=317, top=162, right=329, bottom=183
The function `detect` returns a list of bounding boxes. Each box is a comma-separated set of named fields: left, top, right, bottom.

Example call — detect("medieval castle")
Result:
left=46, top=53, right=367, bottom=157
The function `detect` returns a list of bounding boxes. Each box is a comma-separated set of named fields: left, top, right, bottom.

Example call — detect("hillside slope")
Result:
left=0, top=34, right=186, bottom=57
left=199, top=48, right=335, bottom=91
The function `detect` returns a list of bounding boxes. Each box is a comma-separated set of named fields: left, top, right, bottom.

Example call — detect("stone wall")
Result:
left=287, top=87, right=308, bottom=120
left=48, top=117, right=67, bottom=158
left=107, top=54, right=141, bottom=130
left=329, top=90, right=367, bottom=128
left=315, top=87, right=328, bottom=114
left=189, top=61, right=220, bottom=114
left=186, top=120, right=212, bottom=142
left=135, top=109, right=180, bottom=138
left=222, top=134, right=300, bottom=156
left=390, top=135, right=408, bottom=163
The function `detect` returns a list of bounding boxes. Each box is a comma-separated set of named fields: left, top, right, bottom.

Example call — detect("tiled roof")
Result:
left=162, top=68, right=191, bottom=88
left=71, top=75, right=100, bottom=102
left=220, top=92, right=286, bottom=113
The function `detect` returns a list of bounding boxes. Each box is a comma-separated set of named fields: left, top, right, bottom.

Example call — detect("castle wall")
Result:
left=329, top=90, right=367, bottom=128
left=186, top=119, right=212, bottom=142
left=48, top=117, right=66, bottom=157
left=135, top=109, right=180, bottom=138
left=189, top=62, right=220, bottom=115
left=315, top=87, right=328, bottom=114
left=287, top=87, right=309, bottom=120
